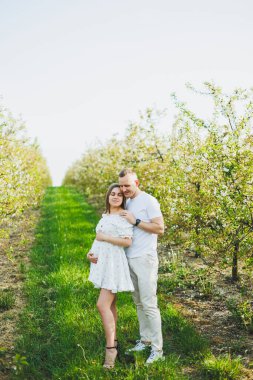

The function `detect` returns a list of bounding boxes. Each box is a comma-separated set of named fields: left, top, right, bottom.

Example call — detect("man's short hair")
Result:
left=119, top=168, right=138, bottom=179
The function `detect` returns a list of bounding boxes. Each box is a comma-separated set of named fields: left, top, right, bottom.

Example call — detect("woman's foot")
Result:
left=103, top=346, right=117, bottom=369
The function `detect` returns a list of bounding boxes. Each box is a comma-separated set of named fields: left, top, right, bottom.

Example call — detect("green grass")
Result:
left=0, top=289, right=15, bottom=311
left=200, top=354, right=242, bottom=379
left=12, top=186, right=243, bottom=379
left=226, top=297, right=253, bottom=333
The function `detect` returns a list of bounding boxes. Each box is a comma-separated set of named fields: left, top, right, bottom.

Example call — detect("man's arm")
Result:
left=137, top=216, right=164, bottom=235
left=120, top=211, right=164, bottom=235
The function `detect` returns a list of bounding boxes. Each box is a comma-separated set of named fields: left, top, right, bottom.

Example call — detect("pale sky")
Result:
left=1, top=0, right=253, bottom=185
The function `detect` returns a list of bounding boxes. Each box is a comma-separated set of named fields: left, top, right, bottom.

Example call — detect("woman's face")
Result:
left=109, top=187, right=124, bottom=208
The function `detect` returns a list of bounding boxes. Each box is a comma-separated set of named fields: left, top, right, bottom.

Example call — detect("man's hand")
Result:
left=119, top=210, right=136, bottom=225
left=87, top=252, right=98, bottom=264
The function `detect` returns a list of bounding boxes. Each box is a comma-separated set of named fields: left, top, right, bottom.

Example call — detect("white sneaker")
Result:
left=126, top=340, right=151, bottom=354
left=145, top=350, right=165, bottom=365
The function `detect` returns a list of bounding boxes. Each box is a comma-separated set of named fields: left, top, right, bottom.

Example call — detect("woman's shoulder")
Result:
left=99, top=213, right=122, bottom=223
left=100, top=213, right=133, bottom=228
left=117, top=215, right=133, bottom=229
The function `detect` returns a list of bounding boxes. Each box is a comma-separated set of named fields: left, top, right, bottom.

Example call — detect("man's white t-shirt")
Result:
left=125, top=191, right=162, bottom=258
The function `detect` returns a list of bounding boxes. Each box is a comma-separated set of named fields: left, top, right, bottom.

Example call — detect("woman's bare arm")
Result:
left=96, top=232, right=132, bottom=247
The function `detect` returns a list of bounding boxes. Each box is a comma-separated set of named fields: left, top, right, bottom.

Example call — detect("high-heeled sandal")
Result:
left=103, top=346, right=117, bottom=369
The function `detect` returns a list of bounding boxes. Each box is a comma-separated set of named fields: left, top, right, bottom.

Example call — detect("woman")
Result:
left=87, top=183, right=134, bottom=369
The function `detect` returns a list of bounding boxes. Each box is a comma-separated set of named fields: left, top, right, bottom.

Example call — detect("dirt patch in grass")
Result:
left=159, top=247, right=253, bottom=380
left=0, top=209, right=40, bottom=379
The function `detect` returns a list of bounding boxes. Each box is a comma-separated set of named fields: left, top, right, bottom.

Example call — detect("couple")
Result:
left=87, top=168, right=164, bottom=369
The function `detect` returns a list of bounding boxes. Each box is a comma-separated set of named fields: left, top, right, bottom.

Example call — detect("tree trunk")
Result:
left=232, top=239, right=239, bottom=282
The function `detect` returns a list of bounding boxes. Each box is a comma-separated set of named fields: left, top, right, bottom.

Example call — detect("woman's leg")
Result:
left=97, top=289, right=116, bottom=347
left=110, top=295, right=117, bottom=342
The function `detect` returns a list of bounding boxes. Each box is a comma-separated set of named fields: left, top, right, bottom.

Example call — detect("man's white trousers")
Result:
left=128, top=254, right=163, bottom=351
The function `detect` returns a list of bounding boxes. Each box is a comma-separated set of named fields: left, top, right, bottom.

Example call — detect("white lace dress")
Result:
left=88, top=214, right=134, bottom=293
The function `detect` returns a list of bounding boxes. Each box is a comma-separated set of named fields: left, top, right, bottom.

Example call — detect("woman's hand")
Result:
left=87, top=252, right=98, bottom=264
left=96, top=232, right=108, bottom=242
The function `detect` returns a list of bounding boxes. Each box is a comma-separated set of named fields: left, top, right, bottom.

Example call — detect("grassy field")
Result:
left=13, top=186, right=243, bottom=380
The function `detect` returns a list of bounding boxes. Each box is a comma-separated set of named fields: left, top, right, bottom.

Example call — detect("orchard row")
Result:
left=0, top=105, right=51, bottom=252
left=63, top=83, right=253, bottom=281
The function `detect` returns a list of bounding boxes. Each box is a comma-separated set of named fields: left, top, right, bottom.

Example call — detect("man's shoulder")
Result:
left=141, top=191, right=159, bottom=203
left=127, top=191, right=160, bottom=207
left=134, top=192, right=161, bottom=211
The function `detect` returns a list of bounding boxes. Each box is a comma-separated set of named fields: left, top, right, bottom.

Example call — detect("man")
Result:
left=118, top=168, right=164, bottom=365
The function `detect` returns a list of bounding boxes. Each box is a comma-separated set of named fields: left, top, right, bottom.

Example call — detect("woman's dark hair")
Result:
left=105, top=183, right=126, bottom=214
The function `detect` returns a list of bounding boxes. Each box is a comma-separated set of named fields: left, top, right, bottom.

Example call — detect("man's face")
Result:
left=119, top=174, right=139, bottom=199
